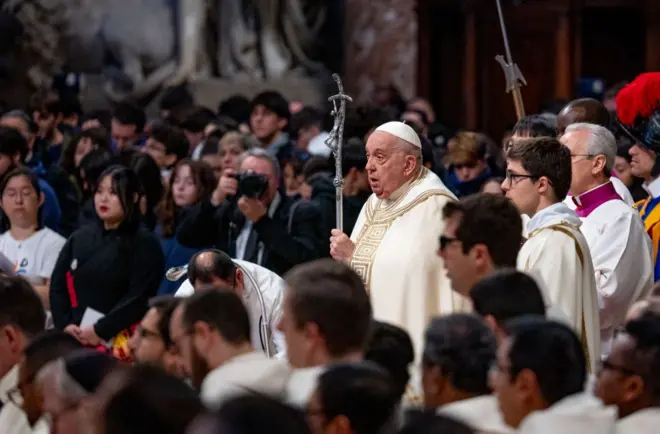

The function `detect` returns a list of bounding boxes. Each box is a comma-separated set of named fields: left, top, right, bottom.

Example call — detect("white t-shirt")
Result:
left=0, top=228, right=66, bottom=283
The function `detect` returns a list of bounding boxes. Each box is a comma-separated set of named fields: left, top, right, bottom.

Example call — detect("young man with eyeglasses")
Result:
left=561, top=123, right=653, bottom=358
left=594, top=312, right=660, bottom=431
left=438, top=193, right=522, bottom=298
left=502, top=137, right=600, bottom=374
left=128, top=296, right=185, bottom=378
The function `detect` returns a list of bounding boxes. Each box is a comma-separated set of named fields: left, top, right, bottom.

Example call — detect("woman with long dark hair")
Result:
left=156, top=159, right=216, bottom=294
left=50, top=166, right=164, bottom=358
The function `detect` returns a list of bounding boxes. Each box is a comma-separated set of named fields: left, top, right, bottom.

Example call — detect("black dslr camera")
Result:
left=232, top=171, right=269, bottom=199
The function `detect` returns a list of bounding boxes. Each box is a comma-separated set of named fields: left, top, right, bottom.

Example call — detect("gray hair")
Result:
left=237, top=147, right=281, bottom=180
left=565, top=122, right=616, bottom=174
left=396, top=138, right=423, bottom=166
left=36, top=358, right=89, bottom=407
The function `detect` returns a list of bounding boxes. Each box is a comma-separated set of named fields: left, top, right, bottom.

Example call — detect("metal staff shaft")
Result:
left=495, top=0, right=527, bottom=120
left=325, top=74, right=353, bottom=232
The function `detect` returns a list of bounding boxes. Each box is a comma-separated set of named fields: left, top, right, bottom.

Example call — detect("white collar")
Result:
left=643, top=177, right=660, bottom=198
left=0, top=365, right=18, bottom=402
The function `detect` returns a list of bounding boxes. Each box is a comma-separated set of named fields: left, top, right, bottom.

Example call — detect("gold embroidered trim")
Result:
left=525, top=223, right=591, bottom=373
left=350, top=189, right=456, bottom=291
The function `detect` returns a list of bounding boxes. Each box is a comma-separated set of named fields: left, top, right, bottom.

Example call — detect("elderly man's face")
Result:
left=365, top=131, right=417, bottom=199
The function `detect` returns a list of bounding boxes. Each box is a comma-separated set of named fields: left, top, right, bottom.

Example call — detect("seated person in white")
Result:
left=0, top=168, right=65, bottom=307
left=491, top=317, right=615, bottom=434
left=169, top=289, right=290, bottom=409
left=561, top=123, right=653, bottom=356
left=173, top=249, right=285, bottom=358
left=423, top=314, right=513, bottom=434
left=595, top=313, right=660, bottom=433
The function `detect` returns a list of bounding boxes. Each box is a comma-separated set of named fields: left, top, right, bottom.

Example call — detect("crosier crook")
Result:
left=325, top=73, right=353, bottom=232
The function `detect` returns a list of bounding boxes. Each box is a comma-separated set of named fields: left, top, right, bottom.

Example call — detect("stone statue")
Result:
left=2, top=0, right=328, bottom=103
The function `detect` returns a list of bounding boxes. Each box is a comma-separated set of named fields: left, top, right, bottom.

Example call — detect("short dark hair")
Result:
left=159, top=86, right=194, bottom=112
left=0, top=126, right=28, bottom=160
left=342, top=137, right=368, bottom=177
left=218, top=95, right=252, bottom=125
left=149, top=122, right=190, bottom=160
left=0, top=275, right=45, bottom=336
left=317, top=363, right=398, bottom=434
left=623, top=313, right=660, bottom=399
left=471, top=270, right=546, bottom=324
left=180, top=106, right=217, bottom=133
left=148, top=296, right=182, bottom=348
left=289, top=107, right=323, bottom=139
left=188, top=249, right=237, bottom=286
left=442, top=194, right=522, bottom=268
left=182, top=289, right=251, bottom=345
left=365, top=321, right=414, bottom=399
left=506, top=137, right=572, bottom=201
left=251, top=91, right=291, bottom=123
left=512, top=115, right=557, bottom=138
left=212, top=395, right=310, bottom=434
left=79, top=149, right=118, bottom=192
left=423, top=314, right=496, bottom=395
left=112, top=103, right=146, bottom=132
left=23, top=330, right=82, bottom=376
left=103, top=365, right=202, bottom=434
left=503, top=316, right=586, bottom=405
left=284, top=259, right=372, bottom=357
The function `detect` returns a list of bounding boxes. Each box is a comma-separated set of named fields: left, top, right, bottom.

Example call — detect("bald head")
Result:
left=557, top=98, right=611, bottom=136
left=188, top=250, right=236, bottom=288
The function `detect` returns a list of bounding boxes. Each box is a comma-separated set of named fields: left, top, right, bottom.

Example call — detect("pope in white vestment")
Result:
left=350, top=165, right=468, bottom=353
left=517, top=202, right=601, bottom=373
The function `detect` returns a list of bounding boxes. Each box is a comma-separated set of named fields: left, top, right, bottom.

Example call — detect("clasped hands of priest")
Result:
left=330, top=229, right=355, bottom=263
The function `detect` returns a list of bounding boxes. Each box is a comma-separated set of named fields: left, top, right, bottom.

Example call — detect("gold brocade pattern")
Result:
left=524, top=223, right=592, bottom=373
left=350, top=187, right=455, bottom=292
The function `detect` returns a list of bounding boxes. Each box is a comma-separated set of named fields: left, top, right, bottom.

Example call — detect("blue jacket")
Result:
left=444, top=167, right=493, bottom=198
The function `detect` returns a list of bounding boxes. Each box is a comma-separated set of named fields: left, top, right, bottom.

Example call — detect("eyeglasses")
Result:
left=438, top=235, right=459, bottom=251
left=571, top=154, right=597, bottom=160
left=505, top=169, right=537, bottom=185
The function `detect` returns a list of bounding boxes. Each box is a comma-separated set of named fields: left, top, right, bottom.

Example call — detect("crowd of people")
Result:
left=0, top=70, right=660, bottom=434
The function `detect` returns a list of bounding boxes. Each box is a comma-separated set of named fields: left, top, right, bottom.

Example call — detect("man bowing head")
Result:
left=330, top=122, right=470, bottom=396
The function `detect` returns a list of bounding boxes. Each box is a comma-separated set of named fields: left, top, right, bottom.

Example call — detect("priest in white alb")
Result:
left=561, top=123, right=653, bottom=357
left=502, top=137, right=601, bottom=373
left=329, top=121, right=469, bottom=399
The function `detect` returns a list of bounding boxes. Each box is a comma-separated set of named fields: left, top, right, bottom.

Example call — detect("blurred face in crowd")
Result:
left=408, top=97, right=436, bottom=123
left=295, top=125, right=320, bottom=151
left=614, top=156, right=635, bottom=187
left=39, top=369, right=89, bottom=434
left=1, top=174, right=43, bottom=229
left=628, top=144, right=656, bottom=180
left=169, top=305, right=211, bottom=388
left=74, top=137, right=96, bottom=168
left=111, top=118, right=138, bottom=150
left=501, top=159, right=541, bottom=216
left=129, top=308, right=167, bottom=368
left=277, top=289, right=311, bottom=368
left=94, top=175, right=125, bottom=227
left=365, top=131, right=418, bottom=200
left=201, top=155, right=223, bottom=180
left=143, top=137, right=177, bottom=169
left=13, top=355, right=42, bottom=426
left=171, top=164, right=199, bottom=208
left=250, top=105, right=287, bottom=144
left=453, top=158, right=486, bottom=183
left=33, top=110, right=58, bottom=136
left=220, top=137, right=245, bottom=172
left=239, top=156, right=279, bottom=205
left=490, top=337, right=535, bottom=428
left=438, top=213, right=486, bottom=297
left=481, top=179, right=504, bottom=195
left=560, top=130, right=607, bottom=196
left=283, top=162, right=303, bottom=196
left=594, top=331, right=644, bottom=417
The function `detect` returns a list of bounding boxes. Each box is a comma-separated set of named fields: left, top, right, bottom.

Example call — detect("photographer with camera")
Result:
left=177, top=148, right=324, bottom=276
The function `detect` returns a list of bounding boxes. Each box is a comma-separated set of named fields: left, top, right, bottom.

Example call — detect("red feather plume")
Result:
left=616, top=73, right=660, bottom=125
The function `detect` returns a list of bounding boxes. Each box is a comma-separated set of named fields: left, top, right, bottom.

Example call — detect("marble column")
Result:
left=344, top=0, right=418, bottom=103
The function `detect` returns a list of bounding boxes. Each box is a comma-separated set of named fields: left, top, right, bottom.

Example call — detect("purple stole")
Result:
left=572, top=182, right=622, bottom=218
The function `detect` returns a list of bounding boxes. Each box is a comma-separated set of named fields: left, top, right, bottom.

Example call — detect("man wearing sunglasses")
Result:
left=503, top=137, right=600, bottom=374
left=594, top=312, right=660, bottom=431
